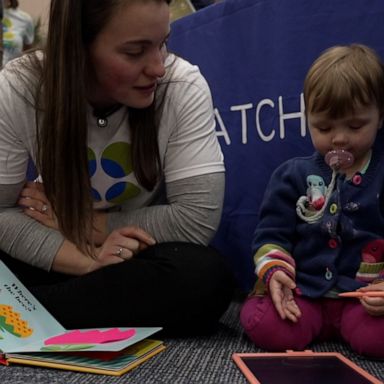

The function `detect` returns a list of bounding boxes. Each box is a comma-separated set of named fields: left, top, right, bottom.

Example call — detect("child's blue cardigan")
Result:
left=252, top=136, right=384, bottom=297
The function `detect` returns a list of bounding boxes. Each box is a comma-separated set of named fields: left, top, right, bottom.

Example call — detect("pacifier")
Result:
left=324, top=149, right=354, bottom=170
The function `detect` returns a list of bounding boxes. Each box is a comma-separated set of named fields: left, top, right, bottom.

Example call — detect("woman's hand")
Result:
left=269, top=270, right=301, bottom=322
left=18, top=181, right=58, bottom=230
left=358, top=282, right=384, bottom=316
left=18, top=181, right=111, bottom=246
left=93, top=226, right=156, bottom=269
left=53, top=226, right=156, bottom=275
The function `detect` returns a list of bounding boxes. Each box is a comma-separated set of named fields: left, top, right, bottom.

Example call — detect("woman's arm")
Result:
left=3, top=182, right=156, bottom=274
left=19, top=172, right=224, bottom=264
left=105, top=172, right=224, bottom=245
left=0, top=183, right=64, bottom=270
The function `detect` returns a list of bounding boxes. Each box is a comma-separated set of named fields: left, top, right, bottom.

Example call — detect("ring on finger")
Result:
left=114, top=247, right=123, bottom=257
left=41, top=204, right=48, bottom=213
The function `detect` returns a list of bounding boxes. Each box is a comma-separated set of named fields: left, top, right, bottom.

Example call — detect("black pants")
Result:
left=0, top=242, right=235, bottom=336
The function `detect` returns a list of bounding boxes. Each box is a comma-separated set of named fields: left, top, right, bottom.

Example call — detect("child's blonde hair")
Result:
left=304, top=44, right=384, bottom=118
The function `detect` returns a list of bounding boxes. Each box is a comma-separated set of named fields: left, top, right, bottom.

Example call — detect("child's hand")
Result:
left=269, top=270, right=301, bottom=322
left=358, top=282, right=384, bottom=316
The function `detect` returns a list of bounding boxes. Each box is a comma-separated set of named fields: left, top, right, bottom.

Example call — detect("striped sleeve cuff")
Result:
left=254, top=245, right=296, bottom=286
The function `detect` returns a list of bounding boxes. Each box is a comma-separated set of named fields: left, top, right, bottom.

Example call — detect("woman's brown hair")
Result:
left=31, top=0, right=171, bottom=255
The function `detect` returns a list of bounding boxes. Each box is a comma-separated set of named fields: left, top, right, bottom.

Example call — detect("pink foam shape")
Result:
left=44, top=328, right=136, bottom=345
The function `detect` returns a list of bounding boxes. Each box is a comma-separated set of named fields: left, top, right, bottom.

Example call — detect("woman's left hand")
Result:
left=94, top=226, right=156, bottom=267
left=18, top=181, right=58, bottom=230
left=358, top=282, right=384, bottom=316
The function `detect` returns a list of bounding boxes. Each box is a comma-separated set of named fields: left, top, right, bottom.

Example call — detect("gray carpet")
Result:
left=0, top=301, right=383, bottom=383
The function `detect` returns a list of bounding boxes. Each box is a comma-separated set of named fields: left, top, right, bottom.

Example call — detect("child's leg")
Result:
left=340, top=300, right=384, bottom=359
left=240, top=295, right=323, bottom=351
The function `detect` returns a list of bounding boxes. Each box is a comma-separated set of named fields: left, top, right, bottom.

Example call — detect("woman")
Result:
left=0, top=0, right=234, bottom=336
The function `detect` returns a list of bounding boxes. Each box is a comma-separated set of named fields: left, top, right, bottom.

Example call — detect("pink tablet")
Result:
left=232, top=350, right=382, bottom=384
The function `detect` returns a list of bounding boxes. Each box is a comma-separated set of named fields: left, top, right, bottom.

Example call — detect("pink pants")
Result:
left=240, top=295, right=384, bottom=358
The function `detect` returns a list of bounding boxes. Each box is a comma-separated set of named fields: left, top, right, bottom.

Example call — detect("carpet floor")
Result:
left=0, top=301, right=383, bottom=383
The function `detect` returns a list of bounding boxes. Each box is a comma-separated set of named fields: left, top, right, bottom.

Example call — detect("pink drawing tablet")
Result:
left=232, top=350, right=382, bottom=384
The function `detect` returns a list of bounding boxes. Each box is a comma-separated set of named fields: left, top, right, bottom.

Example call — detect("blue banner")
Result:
left=168, top=0, right=384, bottom=290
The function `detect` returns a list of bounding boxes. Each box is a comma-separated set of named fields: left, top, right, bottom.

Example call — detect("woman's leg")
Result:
left=240, top=295, right=323, bottom=351
left=340, top=300, right=384, bottom=359
left=2, top=243, right=235, bottom=336
left=0, top=250, right=69, bottom=286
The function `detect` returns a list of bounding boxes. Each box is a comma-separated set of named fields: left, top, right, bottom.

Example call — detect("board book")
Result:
left=0, top=260, right=164, bottom=376
left=232, top=350, right=382, bottom=384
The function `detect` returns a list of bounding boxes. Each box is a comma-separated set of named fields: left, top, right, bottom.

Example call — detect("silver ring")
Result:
left=115, top=247, right=123, bottom=257
left=41, top=204, right=48, bottom=213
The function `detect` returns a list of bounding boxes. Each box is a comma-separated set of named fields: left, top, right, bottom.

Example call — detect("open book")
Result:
left=0, top=260, right=165, bottom=376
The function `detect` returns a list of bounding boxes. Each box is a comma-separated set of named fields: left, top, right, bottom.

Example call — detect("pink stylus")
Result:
left=339, top=291, right=384, bottom=298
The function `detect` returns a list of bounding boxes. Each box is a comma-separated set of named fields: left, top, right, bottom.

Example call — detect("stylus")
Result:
left=338, top=291, right=384, bottom=298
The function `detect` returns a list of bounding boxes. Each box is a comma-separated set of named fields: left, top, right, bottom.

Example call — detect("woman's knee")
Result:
left=143, top=242, right=234, bottom=297
left=137, top=242, right=235, bottom=332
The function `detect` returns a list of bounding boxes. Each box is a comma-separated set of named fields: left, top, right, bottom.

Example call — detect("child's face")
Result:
left=308, top=104, right=382, bottom=173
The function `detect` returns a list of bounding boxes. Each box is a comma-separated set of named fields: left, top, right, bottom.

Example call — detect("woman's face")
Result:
left=87, top=1, right=170, bottom=109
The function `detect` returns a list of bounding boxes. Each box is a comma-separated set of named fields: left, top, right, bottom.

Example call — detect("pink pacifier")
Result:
left=324, top=149, right=354, bottom=170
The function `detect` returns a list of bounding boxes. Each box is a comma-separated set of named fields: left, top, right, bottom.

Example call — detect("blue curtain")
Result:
left=168, top=0, right=384, bottom=291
